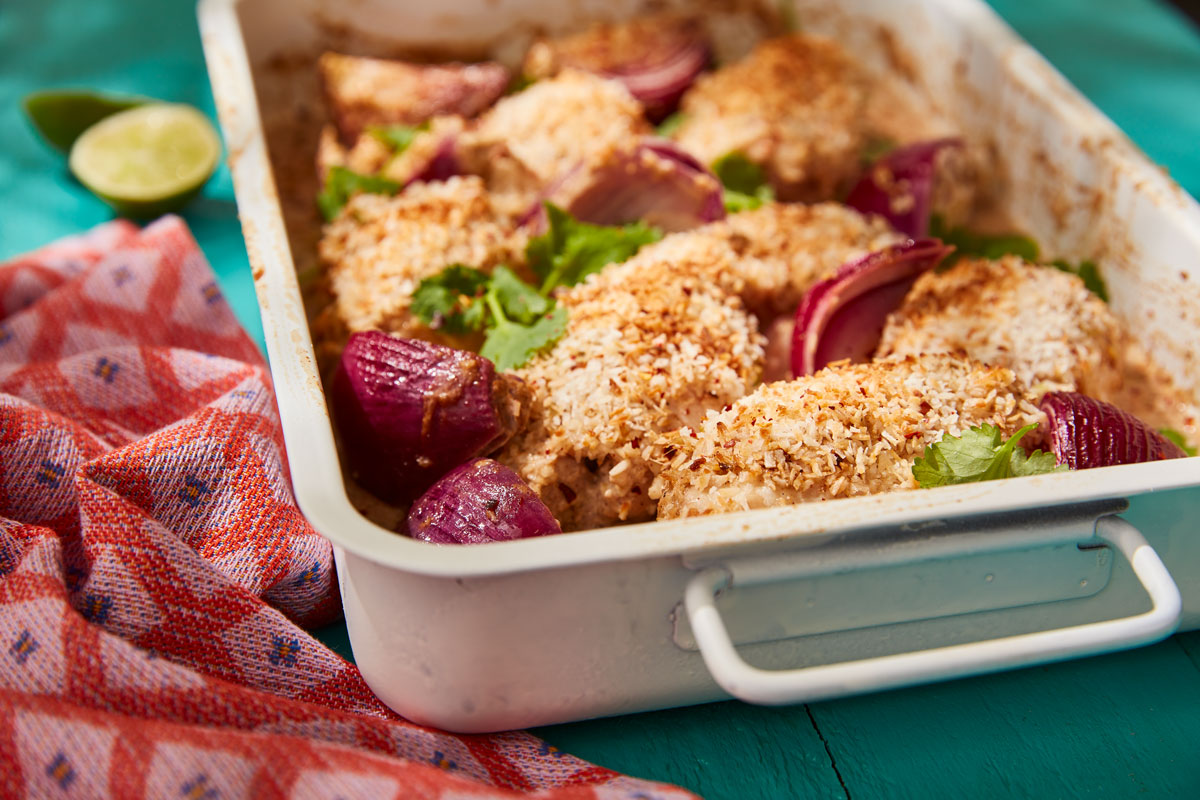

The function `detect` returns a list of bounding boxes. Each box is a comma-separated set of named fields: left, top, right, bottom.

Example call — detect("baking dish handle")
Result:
left=684, top=515, right=1181, bottom=706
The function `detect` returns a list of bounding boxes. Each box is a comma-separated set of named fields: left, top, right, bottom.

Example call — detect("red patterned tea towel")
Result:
left=0, top=216, right=695, bottom=800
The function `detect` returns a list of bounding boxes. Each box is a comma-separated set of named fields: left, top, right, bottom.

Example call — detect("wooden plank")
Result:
left=536, top=702, right=848, bottom=800
left=807, top=640, right=1200, bottom=797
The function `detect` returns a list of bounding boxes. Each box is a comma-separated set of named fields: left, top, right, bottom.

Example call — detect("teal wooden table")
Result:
left=3, top=1, right=1200, bottom=796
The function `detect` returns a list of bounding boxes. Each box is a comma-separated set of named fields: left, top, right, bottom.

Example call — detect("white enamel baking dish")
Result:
left=198, top=0, right=1200, bottom=732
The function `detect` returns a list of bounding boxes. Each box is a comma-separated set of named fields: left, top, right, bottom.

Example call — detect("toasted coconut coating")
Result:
left=600, top=202, right=901, bottom=320
left=319, top=176, right=527, bottom=345
left=877, top=257, right=1126, bottom=400
left=496, top=263, right=764, bottom=531
left=457, top=70, right=651, bottom=211
left=319, top=53, right=507, bottom=142
left=522, top=14, right=705, bottom=81
left=651, top=354, right=1043, bottom=519
left=673, top=35, right=868, bottom=202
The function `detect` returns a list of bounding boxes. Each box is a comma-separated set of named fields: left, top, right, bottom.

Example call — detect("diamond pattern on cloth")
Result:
left=0, top=217, right=697, bottom=800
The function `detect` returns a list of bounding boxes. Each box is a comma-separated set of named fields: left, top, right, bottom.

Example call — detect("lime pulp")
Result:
left=68, top=103, right=221, bottom=218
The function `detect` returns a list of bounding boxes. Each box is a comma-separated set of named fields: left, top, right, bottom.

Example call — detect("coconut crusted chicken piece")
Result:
left=316, top=116, right=466, bottom=186
left=877, top=256, right=1125, bottom=400
left=673, top=34, right=869, bottom=202
left=521, top=14, right=709, bottom=119
left=601, top=202, right=902, bottom=322
left=496, top=262, right=764, bottom=531
left=651, top=354, right=1043, bottom=519
left=456, top=70, right=652, bottom=214
left=318, top=52, right=508, bottom=143
left=317, top=176, right=527, bottom=347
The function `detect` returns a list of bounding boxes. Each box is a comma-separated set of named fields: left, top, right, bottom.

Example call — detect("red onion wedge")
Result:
left=319, top=53, right=509, bottom=143
left=331, top=332, right=528, bottom=504
left=521, top=138, right=725, bottom=233
left=846, top=138, right=964, bottom=238
left=791, top=239, right=953, bottom=377
left=524, top=16, right=710, bottom=121
left=1039, top=392, right=1188, bottom=470
left=405, top=135, right=462, bottom=186
left=407, top=459, right=562, bottom=544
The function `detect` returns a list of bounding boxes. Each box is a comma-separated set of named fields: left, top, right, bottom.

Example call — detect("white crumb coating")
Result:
left=521, top=14, right=705, bottom=82
left=601, top=202, right=901, bottom=320
left=318, top=176, right=527, bottom=344
left=877, top=256, right=1126, bottom=400
left=496, top=262, right=765, bottom=531
left=318, top=52, right=505, bottom=142
left=673, top=34, right=868, bottom=202
left=458, top=70, right=651, bottom=203
left=651, top=354, right=1044, bottom=519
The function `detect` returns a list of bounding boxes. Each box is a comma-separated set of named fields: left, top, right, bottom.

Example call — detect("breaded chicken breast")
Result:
left=877, top=256, right=1125, bottom=400
left=318, top=52, right=508, bottom=143
left=318, top=176, right=527, bottom=345
left=673, top=34, right=868, bottom=202
left=497, top=261, right=764, bottom=531
left=456, top=70, right=652, bottom=214
left=600, top=202, right=901, bottom=321
left=651, top=354, right=1043, bottom=519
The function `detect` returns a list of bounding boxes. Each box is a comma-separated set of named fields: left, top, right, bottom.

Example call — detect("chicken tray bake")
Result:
left=302, top=10, right=1198, bottom=543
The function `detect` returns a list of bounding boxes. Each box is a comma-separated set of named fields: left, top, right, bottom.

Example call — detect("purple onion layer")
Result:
left=846, top=138, right=964, bottom=237
left=791, top=239, right=953, bottom=377
left=1039, top=392, right=1187, bottom=470
left=407, top=459, right=562, bottom=544
left=331, top=332, right=525, bottom=504
left=521, top=137, right=724, bottom=233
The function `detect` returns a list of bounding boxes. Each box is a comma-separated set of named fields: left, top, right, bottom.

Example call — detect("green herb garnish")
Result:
left=481, top=304, right=569, bottom=371
left=1161, top=428, right=1197, bottom=457
left=506, top=73, right=538, bottom=95
left=860, top=136, right=898, bottom=164
left=1050, top=259, right=1109, bottom=302
left=655, top=112, right=687, bottom=138
left=913, top=423, right=1065, bottom=488
left=411, top=205, right=660, bottom=370
left=317, top=166, right=400, bottom=221
left=410, top=264, right=490, bottom=334
left=712, top=152, right=775, bottom=213
left=929, top=215, right=1039, bottom=267
left=367, top=122, right=429, bottom=154
left=526, top=202, right=662, bottom=293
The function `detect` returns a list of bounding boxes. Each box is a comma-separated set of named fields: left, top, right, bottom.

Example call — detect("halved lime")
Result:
left=23, top=89, right=149, bottom=153
left=68, top=103, right=221, bottom=218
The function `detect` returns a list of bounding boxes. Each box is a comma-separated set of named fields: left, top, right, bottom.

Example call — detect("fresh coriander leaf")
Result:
left=1050, top=259, right=1110, bottom=302
left=490, top=265, right=551, bottom=324
left=1161, top=428, right=1197, bottom=457
left=722, top=186, right=774, bottom=213
left=481, top=306, right=568, bottom=371
left=655, top=112, right=687, bottom=138
left=913, top=423, right=1064, bottom=487
left=410, top=264, right=490, bottom=334
left=317, top=166, right=400, bottom=221
left=506, top=73, right=537, bottom=95
left=367, top=122, right=429, bottom=154
left=526, top=203, right=662, bottom=293
left=712, top=151, right=775, bottom=213
left=860, top=136, right=898, bottom=164
left=929, top=215, right=1039, bottom=268
left=1009, top=446, right=1063, bottom=477
left=712, top=152, right=769, bottom=196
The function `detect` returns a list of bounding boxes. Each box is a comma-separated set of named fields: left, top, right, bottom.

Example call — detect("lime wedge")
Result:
left=68, top=103, right=221, bottom=219
left=23, top=89, right=149, bottom=153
